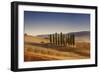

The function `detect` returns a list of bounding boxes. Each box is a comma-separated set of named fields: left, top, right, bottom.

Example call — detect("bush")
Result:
left=25, top=33, right=27, bottom=36
left=40, top=41, right=45, bottom=44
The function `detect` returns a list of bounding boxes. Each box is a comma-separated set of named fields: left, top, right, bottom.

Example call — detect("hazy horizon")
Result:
left=24, top=11, right=90, bottom=36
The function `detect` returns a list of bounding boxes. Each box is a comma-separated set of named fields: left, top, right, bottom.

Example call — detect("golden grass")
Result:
left=24, top=35, right=90, bottom=61
left=25, top=35, right=49, bottom=43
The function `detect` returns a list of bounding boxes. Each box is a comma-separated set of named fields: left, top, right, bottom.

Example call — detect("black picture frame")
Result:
left=11, top=1, right=98, bottom=72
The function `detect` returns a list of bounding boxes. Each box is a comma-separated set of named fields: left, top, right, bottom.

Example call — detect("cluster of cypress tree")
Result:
left=49, top=32, right=75, bottom=47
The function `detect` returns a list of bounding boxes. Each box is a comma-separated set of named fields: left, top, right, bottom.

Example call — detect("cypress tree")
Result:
left=70, top=34, right=73, bottom=45
left=60, top=32, right=63, bottom=46
left=65, top=35, right=66, bottom=46
left=67, top=34, right=69, bottom=46
left=70, top=34, right=75, bottom=47
left=53, top=34, right=55, bottom=44
left=72, top=34, right=73, bottom=46
left=62, top=34, right=65, bottom=46
left=69, top=34, right=71, bottom=46
left=68, top=34, right=70, bottom=46
left=64, top=34, right=66, bottom=46
left=55, top=32, right=57, bottom=45
left=73, top=34, right=75, bottom=46
left=49, top=34, right=51, bottom=44
left=65, top=34, right=68, bottom=46
left=58, top=34, right=60, bottom=46
left=49, top=34, right=52, bottom=44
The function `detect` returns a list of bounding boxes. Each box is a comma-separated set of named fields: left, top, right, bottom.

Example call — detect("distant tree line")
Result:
left=49, top=32, right=75, bottom=47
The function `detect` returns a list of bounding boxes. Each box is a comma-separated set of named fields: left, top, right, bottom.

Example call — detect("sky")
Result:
left=24, top=11, right=90, bottom=36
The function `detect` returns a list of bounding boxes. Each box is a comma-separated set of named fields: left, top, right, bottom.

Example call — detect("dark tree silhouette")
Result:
left=49, top=32, right=75, bottom=47
left=55, top=32, right=57, bottom=45
left=58, top=34, right=60, bottom=46
left=60, top=32, right=63, bottom=46
left=49, top=34, right=52, bottom=44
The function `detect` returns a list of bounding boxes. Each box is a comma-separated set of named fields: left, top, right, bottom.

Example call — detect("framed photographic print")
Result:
left=11, top=1, right=97, bottom=71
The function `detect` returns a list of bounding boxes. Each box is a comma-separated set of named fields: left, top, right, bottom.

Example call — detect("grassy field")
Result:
left=24, top=35, right=90, bottom=61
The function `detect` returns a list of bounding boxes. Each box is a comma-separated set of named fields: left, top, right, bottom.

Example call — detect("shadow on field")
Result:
left=25, top=42, right=90, bottom=57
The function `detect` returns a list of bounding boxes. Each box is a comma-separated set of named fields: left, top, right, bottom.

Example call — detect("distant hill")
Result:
left=37, top=34, right=49, bottom=39
left=68, top=31, right=90, bottom=37
left=32, top=31, right=90, bottom=42
left=69, top=31, right=90, bottom=42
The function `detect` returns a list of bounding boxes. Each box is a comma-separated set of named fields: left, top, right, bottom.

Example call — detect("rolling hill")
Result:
left=36, top=31, right=90, bottom=42
left=24, top=33, right=90, bottom=61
